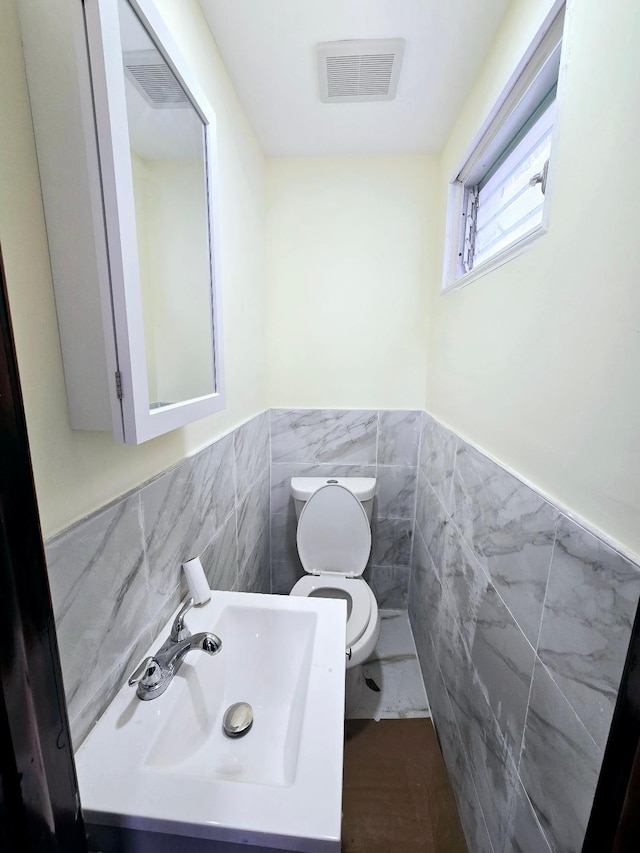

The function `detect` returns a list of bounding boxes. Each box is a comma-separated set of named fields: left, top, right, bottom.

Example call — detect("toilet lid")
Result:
left=297, top=484, right=371, bottom=577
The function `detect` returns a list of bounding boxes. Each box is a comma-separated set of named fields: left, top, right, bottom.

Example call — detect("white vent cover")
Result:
left=123, top=50, right=190, bottom=109
left=317, top=39, right=405, bottom=103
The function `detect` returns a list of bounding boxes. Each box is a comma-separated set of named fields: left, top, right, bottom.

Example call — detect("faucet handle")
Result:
left=170, top=597, right=194, bottom=642
left=128, top=657, right=161, bottom=688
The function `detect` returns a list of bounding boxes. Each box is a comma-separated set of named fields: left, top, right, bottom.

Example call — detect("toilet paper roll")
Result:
left=182, top=556, right=211, bottom=605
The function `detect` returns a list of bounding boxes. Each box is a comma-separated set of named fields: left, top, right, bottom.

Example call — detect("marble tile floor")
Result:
left=347, top=610, right=430, bottom=720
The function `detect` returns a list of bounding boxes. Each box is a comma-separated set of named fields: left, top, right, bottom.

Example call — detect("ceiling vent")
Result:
left=317, top=39, right=405, bottom=104
left=123, top=50, right=190, bottom=109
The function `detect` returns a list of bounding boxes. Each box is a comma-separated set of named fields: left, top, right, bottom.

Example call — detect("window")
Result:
left=443, top=3, right=565, bottom=289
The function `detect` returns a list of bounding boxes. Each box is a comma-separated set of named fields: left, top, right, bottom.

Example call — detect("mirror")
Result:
left=118, top=0, right=215, bottom=411
left=72, top=0, right=227, bottom=443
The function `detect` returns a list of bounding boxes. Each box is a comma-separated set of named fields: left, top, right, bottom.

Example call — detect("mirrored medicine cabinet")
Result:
left=18, top=0, right=225, bottom=444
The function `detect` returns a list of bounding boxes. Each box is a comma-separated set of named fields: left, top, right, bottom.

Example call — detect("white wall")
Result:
left=1, top=0, right=267, bottom=538
left=266, top=155, right=438, bottom=410
left=427, top=0, right=640, bottom=557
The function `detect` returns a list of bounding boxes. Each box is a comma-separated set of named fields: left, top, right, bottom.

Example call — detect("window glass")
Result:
left=471, top=96, right=556, bottom=269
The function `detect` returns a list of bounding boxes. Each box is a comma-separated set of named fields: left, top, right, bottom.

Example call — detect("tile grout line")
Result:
left=233, top=421, right=244, bottom=589
left=426, top=625, right=497, bottom=853
left=515, top=784, right=554, bottom=853
left=268, top=408, right=273, bottom=593
left=533, top=515, right=560, bottom=657
left=135, top=490, right=151, bottom=605
left=402, top=606, right=429, bottom=712
left=407, top=410, right=423, bottom=593
left=448, top=433, right=458, bottom=515
left=534, top=656, right=601, bottom=751
left=515, top=653, right=539, bottom=777
left=514, top=514, right=604, bottom=755
left=232, top=424, right=241, bottom=592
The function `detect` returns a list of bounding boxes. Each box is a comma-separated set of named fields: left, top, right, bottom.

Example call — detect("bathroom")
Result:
left=1, top=0, right=639, bottom=850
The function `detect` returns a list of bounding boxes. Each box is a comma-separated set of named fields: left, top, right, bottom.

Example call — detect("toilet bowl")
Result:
left=289, top=479, right=380, bottom=674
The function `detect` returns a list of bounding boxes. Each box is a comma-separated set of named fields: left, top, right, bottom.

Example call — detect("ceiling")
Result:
left=198, top=0, right=513, bottom=156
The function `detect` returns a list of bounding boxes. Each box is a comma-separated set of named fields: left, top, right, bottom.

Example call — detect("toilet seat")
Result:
left=290, top=575, right=372, bottom=648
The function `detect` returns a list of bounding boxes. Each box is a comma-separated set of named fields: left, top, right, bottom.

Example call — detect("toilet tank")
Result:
left=290, top=477, right=376, bottom=522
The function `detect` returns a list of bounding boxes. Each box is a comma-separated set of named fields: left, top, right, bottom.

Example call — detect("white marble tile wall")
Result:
left=409, top=412, right=640, bottom=853
left=45, top=411, right=271, bottom=749
left=269, top=408, right=422, bottom=607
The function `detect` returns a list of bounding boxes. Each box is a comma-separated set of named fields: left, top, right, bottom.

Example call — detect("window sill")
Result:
left=441, top=223, right=548, bottom=294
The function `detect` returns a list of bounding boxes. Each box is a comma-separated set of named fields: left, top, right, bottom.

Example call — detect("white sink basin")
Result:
left=75, top=591, right=347, bottom=852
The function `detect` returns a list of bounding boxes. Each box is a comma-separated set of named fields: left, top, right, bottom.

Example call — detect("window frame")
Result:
left=442, top=1, right=566, bottom=293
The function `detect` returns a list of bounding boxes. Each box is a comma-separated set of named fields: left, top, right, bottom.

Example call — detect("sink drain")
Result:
left=223, top=702, right=253, bottom=738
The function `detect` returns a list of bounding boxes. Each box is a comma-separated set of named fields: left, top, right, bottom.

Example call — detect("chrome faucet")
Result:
left=128, top=598, right=222, bottom=700
left=169, top=596, right=194, bottom=642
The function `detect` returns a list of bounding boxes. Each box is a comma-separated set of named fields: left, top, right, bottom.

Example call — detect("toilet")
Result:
left=289, top=477, right=380, bottom=712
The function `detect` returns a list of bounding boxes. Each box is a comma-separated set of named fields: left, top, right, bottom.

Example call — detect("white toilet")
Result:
left=289, top=477, right=380, bottom=712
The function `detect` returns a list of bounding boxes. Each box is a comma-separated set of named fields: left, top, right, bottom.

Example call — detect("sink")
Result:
left=146, top=605, right=316, bottom=786
left=75, top=591, right=347, bottom=852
